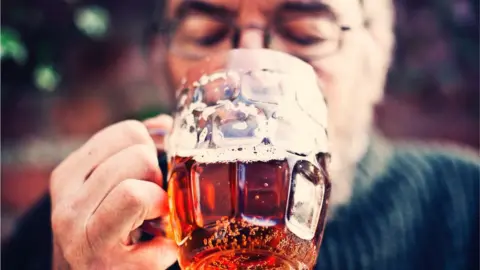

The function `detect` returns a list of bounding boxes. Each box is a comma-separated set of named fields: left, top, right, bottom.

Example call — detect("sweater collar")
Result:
left=352, top=131, right=394, bottom=195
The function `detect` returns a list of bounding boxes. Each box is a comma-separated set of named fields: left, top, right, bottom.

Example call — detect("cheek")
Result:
left=315, top=38, right=365, bottom=98
left=310, top=40, right=368, bottom=126
left=312, top=59, right=356, bottom=115
left=317, top=51, right=361, bottom=96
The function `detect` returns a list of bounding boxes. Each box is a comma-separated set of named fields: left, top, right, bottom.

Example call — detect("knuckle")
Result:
left=49, top=147, right=85, bottom=196
left=49, top=149, right=77, bottom=189
left=130, top=144, right=158, bottom=176
left=51, top=206, right=66, bottom=231
left=50, top=166, right=61, bottom=183
left=117, top=180, right=145, bottom=212
left=119, top=120, right=152, bottom=145
left=49, top=166, right=62, bottom=191
left=51, top=204, right=76, bottom=236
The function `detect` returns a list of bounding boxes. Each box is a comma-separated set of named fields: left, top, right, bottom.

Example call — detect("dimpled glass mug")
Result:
left=165, top=49, right=331, bottom=269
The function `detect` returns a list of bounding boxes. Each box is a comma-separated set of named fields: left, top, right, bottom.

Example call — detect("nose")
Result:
left=235, top=27, right=267, bottom=49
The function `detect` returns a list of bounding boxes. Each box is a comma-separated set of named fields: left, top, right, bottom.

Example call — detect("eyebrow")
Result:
left=175, top=0, right=236, bottom=19
left=277, top=1, right=337, bottom=20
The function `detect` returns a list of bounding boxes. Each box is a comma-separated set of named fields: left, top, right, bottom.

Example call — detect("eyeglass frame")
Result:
left=151, top=11, right=352, bottom=62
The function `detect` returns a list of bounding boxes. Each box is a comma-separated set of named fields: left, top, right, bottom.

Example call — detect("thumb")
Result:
left=143, top=114, right=173, bottom=150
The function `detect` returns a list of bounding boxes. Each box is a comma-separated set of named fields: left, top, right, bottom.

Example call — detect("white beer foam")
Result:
left=177, top=144, right=289, bottom=163
left=167, top=49, right=329, bottom=162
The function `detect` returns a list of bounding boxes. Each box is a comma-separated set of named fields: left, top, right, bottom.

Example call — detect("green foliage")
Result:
left=74, top=6, right=110, bottom=39
left=1, top=27, right=27, bottom=65
left=34, top=65, right=60, bottom=92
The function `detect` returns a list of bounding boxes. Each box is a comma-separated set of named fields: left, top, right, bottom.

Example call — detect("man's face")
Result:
left=156, top=0, right=392, bottom=204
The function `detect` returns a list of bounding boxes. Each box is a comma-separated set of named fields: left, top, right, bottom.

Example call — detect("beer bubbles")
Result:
left=166, top=49, right=331, bottom=269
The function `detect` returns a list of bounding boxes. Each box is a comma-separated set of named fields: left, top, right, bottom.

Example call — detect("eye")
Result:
left=276, top=17, right=337, bottom=46
left=174, top=15, right=231, bottom=47
left=195, top=27, right=230, bottom=46
left=278, top=26, right=324, bottom=45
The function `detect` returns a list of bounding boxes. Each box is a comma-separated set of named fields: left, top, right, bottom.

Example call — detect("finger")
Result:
left=51, top=120, right=153, bottom=203
left=143, top=114, right=173, bottom=150
left=86, top=179, right=169, bottom=252
left=143, top=114, right=173, bottom=130
left=127, top=237, right=178, bottom=270
left=78, top=144, right=161, bottom=216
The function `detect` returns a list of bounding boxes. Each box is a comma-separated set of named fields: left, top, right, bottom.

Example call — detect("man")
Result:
left=3, top=0, right=479, bottom=269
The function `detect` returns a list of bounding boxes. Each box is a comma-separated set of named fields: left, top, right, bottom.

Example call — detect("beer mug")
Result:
left=166, top=49, right=331, bottom=269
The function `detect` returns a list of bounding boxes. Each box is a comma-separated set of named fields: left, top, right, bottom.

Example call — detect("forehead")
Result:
left=166, top=0, right=363, bottom=24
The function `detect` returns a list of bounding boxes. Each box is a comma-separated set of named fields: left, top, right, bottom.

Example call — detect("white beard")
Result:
left=325, top=106, right=374, bottom=219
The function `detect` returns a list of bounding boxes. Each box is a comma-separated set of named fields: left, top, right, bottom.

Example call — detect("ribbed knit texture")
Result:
left=315, top=137, right=480, bottom=270
left=2, top=136, right=479, bottom=270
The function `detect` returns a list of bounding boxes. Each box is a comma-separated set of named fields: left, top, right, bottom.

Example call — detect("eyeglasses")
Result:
left=156, top=13, right=351, bottom=62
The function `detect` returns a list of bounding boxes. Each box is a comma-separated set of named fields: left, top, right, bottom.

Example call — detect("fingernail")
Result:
left=148, top=128, right=168, bottom=136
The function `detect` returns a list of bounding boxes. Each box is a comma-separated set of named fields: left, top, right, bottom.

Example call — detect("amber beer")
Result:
left=167, top=49, right=330, bottom=269
left=168, top=151, right=331, bottom=269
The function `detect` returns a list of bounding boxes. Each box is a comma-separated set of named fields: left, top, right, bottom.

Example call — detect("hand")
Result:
left=50, top=115, right=176, bottom=270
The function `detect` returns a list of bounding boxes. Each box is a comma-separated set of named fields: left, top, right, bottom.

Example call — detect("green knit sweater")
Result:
left=2, top=136, right=479, bottom=270
left=316, top=137, right=479, bottom=270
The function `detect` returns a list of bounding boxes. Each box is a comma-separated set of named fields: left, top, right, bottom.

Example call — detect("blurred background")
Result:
left=1, top=0, right=478, bottom=242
